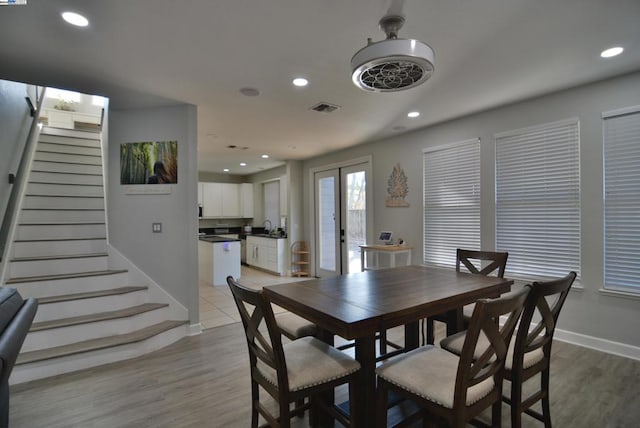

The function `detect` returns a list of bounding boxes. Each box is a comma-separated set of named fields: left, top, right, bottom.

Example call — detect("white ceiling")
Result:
left=1, top=0, right=639, bottom=175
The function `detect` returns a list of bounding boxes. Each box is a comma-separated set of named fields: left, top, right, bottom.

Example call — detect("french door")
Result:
left=314, top=162, right=369, bottom=278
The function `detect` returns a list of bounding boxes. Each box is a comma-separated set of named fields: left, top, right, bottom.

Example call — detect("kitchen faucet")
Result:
left=263, top=219, right=272, bottom=233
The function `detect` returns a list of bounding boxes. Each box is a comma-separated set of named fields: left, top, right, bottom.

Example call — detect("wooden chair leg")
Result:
left=541, top=367, right=552, bottom=428
left=376, top=380, right=389, bottom=428
left=510, top=376, right=523, bottom=428
left=251, top=380, right=259, bottom=428
left=491, top=399, right=502, bottom=428
left=279, top=399, right=291, bottom=428
left=349, top=377, right=359, bottom=428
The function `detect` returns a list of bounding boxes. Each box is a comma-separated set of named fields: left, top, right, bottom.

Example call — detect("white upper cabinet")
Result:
left=240, top=183, right=254, bottom=218
left=202, top=182, right=222, bottom=217
left=200, top=182, right=254, bottom=219
left=221, top=183, right=240, bottom=217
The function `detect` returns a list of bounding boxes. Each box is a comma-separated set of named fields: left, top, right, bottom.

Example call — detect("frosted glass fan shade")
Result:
left=351, top=38, right=434, bottom=92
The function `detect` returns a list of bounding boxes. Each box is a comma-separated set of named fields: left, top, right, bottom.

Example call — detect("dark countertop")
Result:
left=245, top=233, right=287, bottom=240
left=199, top=235, right=241, bottom=243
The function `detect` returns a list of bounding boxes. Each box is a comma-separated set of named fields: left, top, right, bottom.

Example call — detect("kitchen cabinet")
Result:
left=198, top=237, right=241, bottom=286
left=221, top=183, right=240, bottom=217
left=202, top=182, right=222, bottom=217
left=240, top=183, right=254, bottom=218
left=199, top=182, right=253, bottom=218
left=246, top=236, right=286, bottom=275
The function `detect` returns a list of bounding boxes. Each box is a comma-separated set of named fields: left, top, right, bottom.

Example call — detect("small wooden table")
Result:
left=264, top=265, right=513, bottom=427
left=359, top=244, right=413, bottom=271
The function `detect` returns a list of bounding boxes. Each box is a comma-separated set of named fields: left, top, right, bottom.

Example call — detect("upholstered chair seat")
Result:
left=275, top=312, right=317, bottom=340
left=257, top=336, right=360, bottom=392
left=376, top=345, right=494, bottom=408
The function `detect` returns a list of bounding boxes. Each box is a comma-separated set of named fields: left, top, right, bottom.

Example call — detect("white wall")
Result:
left=0, top=80, right=34, bottom=230
left=108, top=105, right=199, bottom=324
left=301, top=71, right=640, bottom=353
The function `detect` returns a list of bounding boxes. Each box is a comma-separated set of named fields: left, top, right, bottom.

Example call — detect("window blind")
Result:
left=603, top=107, right=640, bottom=292
left=495, top=119, right=580, bottom=280
left=423, top=139, right=480, bottom=267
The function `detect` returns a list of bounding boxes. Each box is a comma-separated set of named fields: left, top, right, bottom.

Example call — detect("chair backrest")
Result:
left=226, top=276, right=290, bottom=393
left=511, top=271, right=576, bottom=372
left=456, top=249, right=508, bottom=278
left=454, top=286, right=529, bottom=409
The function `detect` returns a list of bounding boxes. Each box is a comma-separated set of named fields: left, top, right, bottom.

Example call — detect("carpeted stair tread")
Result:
left=38, top=286, right=149, bottom=304
left=11, top=253, right=108, bottom=262
left=5, top=269, right=127, bottom=284
left=31, top=303, right=168, bottom=331
left=17, top=320, right=188, bottom=365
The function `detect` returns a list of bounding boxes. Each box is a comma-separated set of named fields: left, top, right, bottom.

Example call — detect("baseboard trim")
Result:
left=187, top=323, right=202, bottom=336
left=553, top=328, right=640, bottom=361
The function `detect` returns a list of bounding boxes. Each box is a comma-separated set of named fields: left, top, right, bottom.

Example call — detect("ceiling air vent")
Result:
left=310, top=102, right=341, bottom=113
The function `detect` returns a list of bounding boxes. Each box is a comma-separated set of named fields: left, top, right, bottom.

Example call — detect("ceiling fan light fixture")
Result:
left=351, top=14, right=434, bottom=92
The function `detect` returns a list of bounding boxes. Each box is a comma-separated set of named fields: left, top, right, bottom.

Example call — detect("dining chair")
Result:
left=376, top=286, right=529, bottom=428
left=226, top=276, right=361, bottom=428
left=424, top=249, right=509, bottom=345
left=440, top=271, right=576, bottom=428
left=275, top=311, right=317, bottom=341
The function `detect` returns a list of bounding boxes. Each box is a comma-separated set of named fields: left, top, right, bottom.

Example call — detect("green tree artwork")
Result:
left=120, top=141, right=178, bottom=184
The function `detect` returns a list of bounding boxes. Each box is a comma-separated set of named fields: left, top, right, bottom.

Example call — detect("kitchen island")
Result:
left=198, top=235, right=241, bottom=286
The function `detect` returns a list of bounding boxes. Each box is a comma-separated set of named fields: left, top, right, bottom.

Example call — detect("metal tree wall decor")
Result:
left=386, top=163, right=409, bottom=207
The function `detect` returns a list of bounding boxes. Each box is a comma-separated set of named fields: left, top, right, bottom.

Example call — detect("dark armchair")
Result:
left=0, top=288, right=38, bottom=427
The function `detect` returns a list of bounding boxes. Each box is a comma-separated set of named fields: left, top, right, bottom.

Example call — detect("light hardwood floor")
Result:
left=10, top=270, right=640, bottom=427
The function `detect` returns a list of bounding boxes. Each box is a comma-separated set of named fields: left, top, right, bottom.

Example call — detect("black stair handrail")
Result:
left=0, top=86, right=46, bottom=265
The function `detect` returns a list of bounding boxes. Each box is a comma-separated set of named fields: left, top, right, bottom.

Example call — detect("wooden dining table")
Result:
left=263, top=265, right=513, bottom=427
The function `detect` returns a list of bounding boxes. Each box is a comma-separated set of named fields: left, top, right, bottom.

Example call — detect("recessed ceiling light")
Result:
left=62, top=11, right=89, bottom=27
left=240, top=162, right=247, bottom=167
left=407, top=111, right=420, bottom=118
left=261, top=154, right=269, bottom=159
left=292, top=78, right=308, bottom=87
left=600, top=47, right=624, bottom=58
left=223, top=168, right=230, bottom=172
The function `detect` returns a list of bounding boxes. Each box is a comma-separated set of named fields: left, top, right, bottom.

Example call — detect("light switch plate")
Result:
left=152, top=222, right=162, bottom=233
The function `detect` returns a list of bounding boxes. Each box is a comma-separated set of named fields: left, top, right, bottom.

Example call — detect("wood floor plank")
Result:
left=9, top=321, right=640, bottom=428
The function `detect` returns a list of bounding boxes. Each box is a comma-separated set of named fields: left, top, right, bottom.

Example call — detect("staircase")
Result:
left=3, top=127, right=188, bottom=384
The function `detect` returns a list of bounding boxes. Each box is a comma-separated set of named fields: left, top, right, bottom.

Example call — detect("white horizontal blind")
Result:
left=603, top=107, right=640, bottom=292
left=423, top=139, right=480, bottom=267
left=495, top=119, right=580, bottom=280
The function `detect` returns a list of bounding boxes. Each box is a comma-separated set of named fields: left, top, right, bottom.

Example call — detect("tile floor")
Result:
left=199, top=265, right=311, bottom=329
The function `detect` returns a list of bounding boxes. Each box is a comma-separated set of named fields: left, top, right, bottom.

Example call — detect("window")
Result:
left=603, top=106, right=640, bottom=293
left=423, top=139, right=481, bottom=267
left=495, top=119, right=580, bottom=280
left=45, top=88, right=81, bottom=102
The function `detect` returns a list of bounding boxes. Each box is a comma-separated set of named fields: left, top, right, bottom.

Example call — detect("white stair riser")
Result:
left=16, top=224, right=106, bottom=240
left=9, top=256, right=109, bottom=277
left=11, top=324, right=186, bottom=385
left=14, top=272, right=130, bottom=298
left=38, top=142, right=101, bottom=157
left=27, top=182, right=104, bottom=197
left=31, top=160, right=103, bottom=175
left=21, top=209, right=106, bottom=224
left=30, top=171, right=103, bottom=185
left=22, top=306, right=171, bottom=352
left=12, top=238, right=107, bottom=258
left=34, top=151, right=102, bottom=165
left=33, top=290, right=149, bottom=323
left=23, top=195, right=104, bottom=210
left=39, top=133, right=101, bottom=148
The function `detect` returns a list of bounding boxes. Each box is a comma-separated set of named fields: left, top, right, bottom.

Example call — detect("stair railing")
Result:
left=0, top=86, right=46, bottom=281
